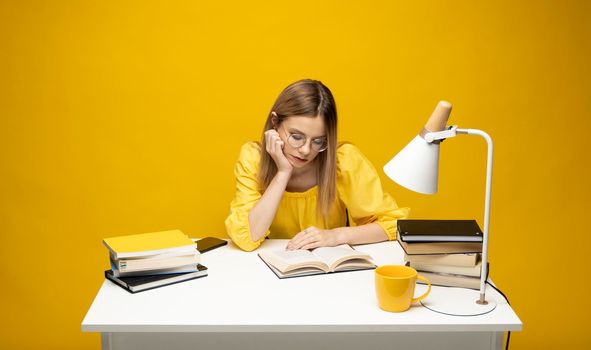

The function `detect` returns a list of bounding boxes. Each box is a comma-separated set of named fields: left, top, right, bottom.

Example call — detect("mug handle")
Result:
left=412, top=276, right=431, bottom=303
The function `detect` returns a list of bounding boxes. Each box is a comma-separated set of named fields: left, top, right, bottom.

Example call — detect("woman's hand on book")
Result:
left=264, top=129, right=293, bottom=175
left=286, top=226, right=342, bottom=251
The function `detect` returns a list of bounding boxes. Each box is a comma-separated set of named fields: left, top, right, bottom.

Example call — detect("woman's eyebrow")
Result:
left=288, top=127, right=326, bottom=138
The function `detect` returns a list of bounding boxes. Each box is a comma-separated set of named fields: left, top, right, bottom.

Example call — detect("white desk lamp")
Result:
left=384, top=101, right=497, bottom=315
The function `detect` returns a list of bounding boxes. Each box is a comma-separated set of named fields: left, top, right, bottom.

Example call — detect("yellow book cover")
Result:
left=103, top=229, right=196, bottom=259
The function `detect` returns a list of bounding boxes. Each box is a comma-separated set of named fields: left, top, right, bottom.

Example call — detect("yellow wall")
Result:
left=1, top=1, right=589, bottom=348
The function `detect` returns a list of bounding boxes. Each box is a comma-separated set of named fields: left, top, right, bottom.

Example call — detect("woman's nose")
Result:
left=299, top=140, right=311, bottom=155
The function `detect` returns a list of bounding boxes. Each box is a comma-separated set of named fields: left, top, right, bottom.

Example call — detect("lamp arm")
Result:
left=457, top=128, right=493, bottom=304
left=424, top=126, right=494, bottom=304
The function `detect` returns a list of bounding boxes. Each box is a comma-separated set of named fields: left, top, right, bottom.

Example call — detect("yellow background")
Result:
left=1, top=0, right=589, bottom=348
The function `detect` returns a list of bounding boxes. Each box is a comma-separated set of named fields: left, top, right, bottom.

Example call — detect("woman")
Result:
left=225, top=79, right=409, bottom=251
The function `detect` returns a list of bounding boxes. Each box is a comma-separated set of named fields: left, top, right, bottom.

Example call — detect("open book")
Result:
left=258, top=244, right=376, bottom=279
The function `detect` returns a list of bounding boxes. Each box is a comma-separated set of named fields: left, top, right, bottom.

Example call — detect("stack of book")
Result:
left=103, top=229, right=208, bottom=293
left=397, top=220, right=484, bottom=289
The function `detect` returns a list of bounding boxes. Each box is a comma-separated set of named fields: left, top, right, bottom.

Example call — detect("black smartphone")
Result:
left=196, top=237, right=227, bottom=253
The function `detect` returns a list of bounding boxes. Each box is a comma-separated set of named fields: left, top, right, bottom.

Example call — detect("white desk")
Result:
left=82, top=240, right=522, bottom=350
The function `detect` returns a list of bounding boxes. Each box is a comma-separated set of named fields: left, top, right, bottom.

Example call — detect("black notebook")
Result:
left=105, top=264, right=208, bottom=293
left=398, top=220, right=483, bottom=242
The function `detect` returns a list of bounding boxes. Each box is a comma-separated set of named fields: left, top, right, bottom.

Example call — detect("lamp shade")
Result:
left=383, top=135, right=440, bottom=194
left=383, top=101, right=452, bottom=195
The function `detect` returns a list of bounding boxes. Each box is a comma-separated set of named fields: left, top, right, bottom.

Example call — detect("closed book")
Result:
left=404, top=253, right=479, bottom=267
left=408, top=260, right=482, bottom=277
left=110, top=261, right=199, bottom=277
left=416, top=270, right=481, bottom=290
left=112, top=252, right=201, bottom=273
left=105, top=264, right=208, bottom=293
left=103, top=229, right=196, bottom=259
left=397, top=234, right=482, bottom=255
left=398, top=220, right=483, bottom=242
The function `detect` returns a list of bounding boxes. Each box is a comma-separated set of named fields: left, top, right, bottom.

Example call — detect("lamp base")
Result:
left=476, top=293, right=489, bottom=305
left=420, top=287, right=497, bottom=316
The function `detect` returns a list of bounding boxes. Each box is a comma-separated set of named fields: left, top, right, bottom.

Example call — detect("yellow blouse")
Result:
left=224, top=142, right=410, bottom=251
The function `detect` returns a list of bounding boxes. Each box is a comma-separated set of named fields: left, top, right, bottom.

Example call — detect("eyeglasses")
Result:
left=280, top=123, right=328, bottom=152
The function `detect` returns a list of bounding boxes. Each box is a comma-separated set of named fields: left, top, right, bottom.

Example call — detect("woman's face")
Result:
left=277, top=115, right=326, bottom=170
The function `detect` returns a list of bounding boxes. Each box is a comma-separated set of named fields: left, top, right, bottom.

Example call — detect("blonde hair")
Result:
left=258, top=79, right=338, bottom=221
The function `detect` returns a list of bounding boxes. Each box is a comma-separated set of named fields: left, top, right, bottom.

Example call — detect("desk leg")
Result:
left=101, top=332, right=112, bottom=350
left=491, top=332, right=504, bottom=350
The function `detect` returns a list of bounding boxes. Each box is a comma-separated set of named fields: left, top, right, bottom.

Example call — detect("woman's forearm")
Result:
left=333, top=223, right=389, bottom=245
left=248, top=171, right=291, bottom=241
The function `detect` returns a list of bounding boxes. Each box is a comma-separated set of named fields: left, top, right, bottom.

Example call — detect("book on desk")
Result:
left=258, top=244, right=376, bottom=279
left=398, top=220, right=484, bottom=289
left=105, top=264, right=208, bottom=293
left=103, top=229, right=208, bottom=292
left=397, top=219, right=484, bottom=243
left=103, top=229, right=198, bottom=259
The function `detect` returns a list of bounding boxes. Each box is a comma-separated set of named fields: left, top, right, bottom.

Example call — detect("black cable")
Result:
left=486, top=280, right=511, bottom=350
left=486, top=280, right=511, bottom=305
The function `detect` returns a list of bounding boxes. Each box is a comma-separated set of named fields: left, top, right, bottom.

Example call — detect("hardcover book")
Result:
left=397, top=234, right=482, bottom=255
left=404, top=253, right=480, bottom=267
left=397, top=220, right=483, bottom=242
left=111, top=252, right=201, bottom=274
left=409, top=260, right=482, bottom=277
left=105, top=264, right=208, bottom=293
left=415, top=270, right=481, bottom=290
left=103, top=229, right=196, bottom=259
left=110, top=261, right=200, bottom=278
left=258, top=245, right=376, bottom=279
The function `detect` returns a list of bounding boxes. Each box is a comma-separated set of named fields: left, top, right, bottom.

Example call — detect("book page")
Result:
left=259, top=249, right=329, bottom=273
left=311, top=245, right=373, bottom=271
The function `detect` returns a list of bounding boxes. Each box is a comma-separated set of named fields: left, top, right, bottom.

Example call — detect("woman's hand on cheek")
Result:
left=286, top=226, right=343, bottom=251
left=264, top=129, right=293, bottom=174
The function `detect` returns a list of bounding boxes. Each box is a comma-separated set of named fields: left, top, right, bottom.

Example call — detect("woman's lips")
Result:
left=291, top=155, right=307, bottom=163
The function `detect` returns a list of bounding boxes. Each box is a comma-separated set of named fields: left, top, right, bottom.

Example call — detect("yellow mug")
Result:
left=375, top=265, right=431, bottom=312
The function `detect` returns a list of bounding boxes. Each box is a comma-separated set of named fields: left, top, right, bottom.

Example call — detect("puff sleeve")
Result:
left=336, top=143, right=410, bottom=240
left=224, top=142, right=270, bottom=251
